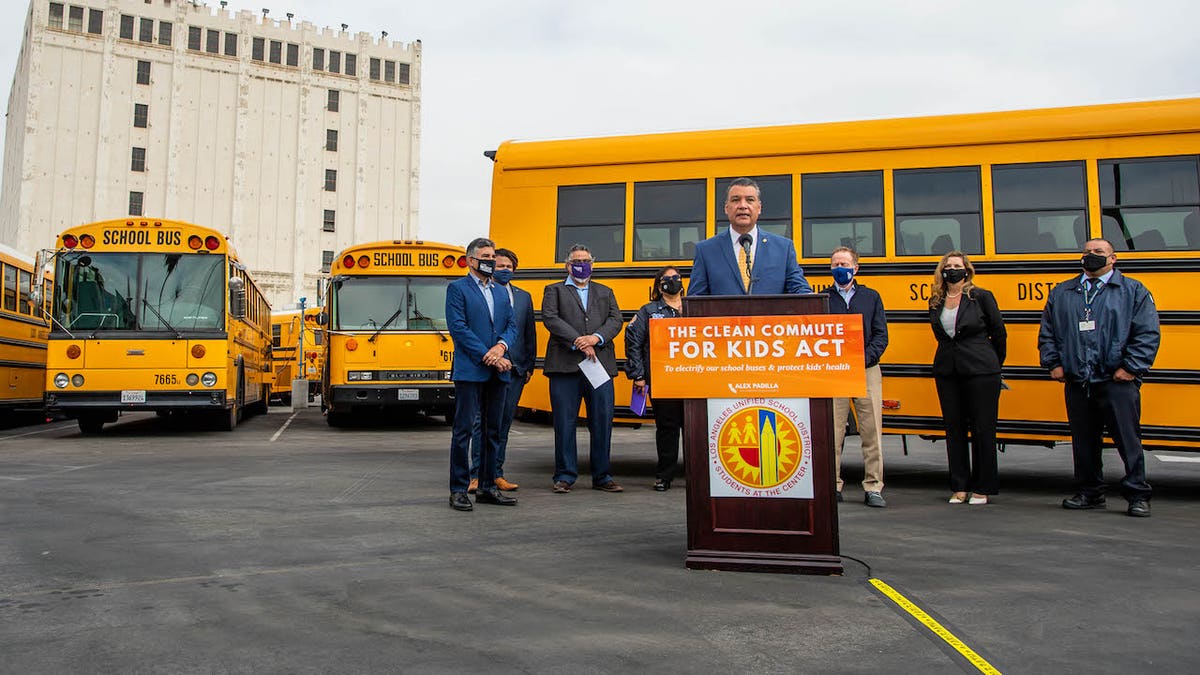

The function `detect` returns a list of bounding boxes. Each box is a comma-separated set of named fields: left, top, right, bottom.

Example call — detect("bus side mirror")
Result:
left=229, top=277, right=246, bottom=319
left=29, top=287, right=42, bottom=311
left=316, top=311, right=328, bottom=326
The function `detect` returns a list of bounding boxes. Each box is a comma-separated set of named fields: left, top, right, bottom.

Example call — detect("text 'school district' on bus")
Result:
left=42, top=219, right=272, bottom=434
left=0, top=243, right=52, bottom=423
left=270, top=307, right=324, bottom=406
left=486, top=96, right=1200, bottom=450
left=319, top=240, right=467, bottom=427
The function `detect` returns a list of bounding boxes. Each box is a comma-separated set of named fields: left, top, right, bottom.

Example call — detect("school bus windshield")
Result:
left=334, top=276, right=453, bottom=331
left=54, top=252, right=225, bottom=332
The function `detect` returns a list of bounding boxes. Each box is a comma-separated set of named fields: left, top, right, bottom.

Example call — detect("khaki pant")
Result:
left=833, top=364, right=884, bottom=493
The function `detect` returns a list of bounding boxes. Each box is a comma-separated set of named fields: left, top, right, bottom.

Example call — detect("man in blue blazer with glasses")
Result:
left=689, top=177, right=811, bottom=296
left=445, top=237, right=518, bottom=512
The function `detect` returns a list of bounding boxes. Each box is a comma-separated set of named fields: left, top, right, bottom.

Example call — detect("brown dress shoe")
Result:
left=552, top=481, right=572, bottom=493
left=592, top=480, right=624, bottom=493
left=468, top=478, right=478, bottom=494
left=495, top=477, right=519, bottom=491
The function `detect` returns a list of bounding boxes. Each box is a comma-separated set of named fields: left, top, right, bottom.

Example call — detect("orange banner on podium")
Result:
left=648, top=314, right=865, bottom=399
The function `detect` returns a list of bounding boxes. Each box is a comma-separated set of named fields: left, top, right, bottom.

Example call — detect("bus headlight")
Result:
left=186, top=373, right=199, bottom=386
left=71, top=374, right=85, bottom=387
left=201, top=372, right=217, bottom=387
left=54, top=373, right=69, bottom=388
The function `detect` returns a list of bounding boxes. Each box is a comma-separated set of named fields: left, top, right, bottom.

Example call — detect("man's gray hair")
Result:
left=466, top=237, right=495, bottom=257
left=725, top=177, right=761, bottom=201
left=566, top=243, right=591, bottom=260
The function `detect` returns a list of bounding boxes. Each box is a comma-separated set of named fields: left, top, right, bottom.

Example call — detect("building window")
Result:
left=1100, top=154, right=1200, bottom=251
left=187, top=25, right=201, bottom=51
left=269, top=40, right=281, bottom=64
left=120, top=14, right=134, bottom=39
left=369, top=57, right=380, bottom=80
left=313, top=48, right=325, bottom=70
left=131, top=147, right=146, bottom=172
left=251, top=37, right=264, bottom=61
left=556, top=184, right=625, bottom=262
left=49, top=3, right=64, bottom=29
left=158, top=20, right=172, bottom=45
left=801, top=171, right=882, bottom=258
left=129, top=191, right=144, bottom=216
left=992, top=161, right=1088, bottom=253
left=397, top=63, right=410, bottom=84
left=133, top=103, right=148, bottom=128
left=327, top=89, right=339, bottom=112
left=136, top=60, right=150, bottom=85
left=894, top=166, right=983, bottom=256
left=326, top=129, right=338, bottom=152
left=138, top=17, right=153, bottom=42
left=286, top=43, right=298, bottom=67
left=324, top=169, right=337, bottom=191
left=205, top=29, right=219, bottom=54
left=67, top=5, right=83, bottom=32
left=87, top=8, right=103, bottom=35
left=633, top=180, right=705, bottom=261
left=384, top=60, right=395, bottom=83
left=321, top=250, right=334, bottom=273
left=323, top=210, right=336, bottom=232
left=328, top=50, right=341, bottom=73
left=345, top=53, right=356, bottom=76
left=223, top=32, right=237, bottom=56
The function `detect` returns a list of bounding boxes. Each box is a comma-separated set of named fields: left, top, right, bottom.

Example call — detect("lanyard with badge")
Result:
left=1079, top=279, right=1101, bottom=332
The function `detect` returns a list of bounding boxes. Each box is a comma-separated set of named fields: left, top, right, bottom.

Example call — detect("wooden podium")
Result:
left=681, top=294, right=842, bottom=575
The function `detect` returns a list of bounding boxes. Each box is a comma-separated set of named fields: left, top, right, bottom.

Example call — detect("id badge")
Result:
left=1078, top=320, right=1096, bottom=332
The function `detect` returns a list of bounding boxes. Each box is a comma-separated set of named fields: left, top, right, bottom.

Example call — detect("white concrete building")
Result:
left=1, top=0, right=421, bottom=306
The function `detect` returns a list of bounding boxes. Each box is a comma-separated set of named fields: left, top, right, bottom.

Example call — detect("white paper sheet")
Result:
left=578, top=356, right=612, bottom=389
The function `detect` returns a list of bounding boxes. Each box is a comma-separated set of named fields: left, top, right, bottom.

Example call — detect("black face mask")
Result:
left=1081, top=252, right=1109, bottom=272
left=659, top=277, right=683, bottom=296
left=476, top=259, right=495, bottom=277
left=942, top=268, right=968, bottom=284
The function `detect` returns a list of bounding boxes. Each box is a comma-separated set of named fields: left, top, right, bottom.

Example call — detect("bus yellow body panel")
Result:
left=0, top=246, right=50, bottom=417
left=488, top=97, right=1200, bottom=449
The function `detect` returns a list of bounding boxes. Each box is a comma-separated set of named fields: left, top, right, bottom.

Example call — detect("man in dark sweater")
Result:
left=827, top=247, right=889, bottom=507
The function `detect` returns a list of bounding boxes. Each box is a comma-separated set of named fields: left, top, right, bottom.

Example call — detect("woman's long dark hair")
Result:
left=650, top=265, right=682, bottom=302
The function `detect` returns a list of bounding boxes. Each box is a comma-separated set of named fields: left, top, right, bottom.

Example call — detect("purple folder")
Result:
left=630, top=385, right=648, bottom=417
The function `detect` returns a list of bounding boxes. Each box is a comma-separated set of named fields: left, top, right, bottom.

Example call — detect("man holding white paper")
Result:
left=542, top=244, right=625, bottom=494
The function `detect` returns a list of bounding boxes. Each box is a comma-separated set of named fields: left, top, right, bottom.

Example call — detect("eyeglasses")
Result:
left=661, top=275, right=682, bottom=282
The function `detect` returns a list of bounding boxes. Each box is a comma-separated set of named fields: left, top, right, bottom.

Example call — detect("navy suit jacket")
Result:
left=506, top=283, right=537, bottom=378
left=688, top=229, right=811, bottom=296
left=445, top=274, right=517, bottom=383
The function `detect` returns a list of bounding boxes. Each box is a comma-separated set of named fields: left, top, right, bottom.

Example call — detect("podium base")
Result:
left=686, top=549, right=843, bottom=575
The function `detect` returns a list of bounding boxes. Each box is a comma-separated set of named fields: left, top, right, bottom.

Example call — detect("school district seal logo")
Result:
left=707, top=398, right=813, bottom=499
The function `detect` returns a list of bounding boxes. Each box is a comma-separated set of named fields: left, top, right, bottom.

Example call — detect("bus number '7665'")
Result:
left=154, top=374, right=178, bottom=385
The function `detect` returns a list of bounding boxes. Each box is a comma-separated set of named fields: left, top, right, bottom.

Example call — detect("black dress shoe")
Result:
left=1127, top=499, right=1151, bottom=518
left=449, top=493, right=473, bottom=511
left=475, top=487, right=518, bottom=506
left=653, top=479, right=670, bottom=491
left=1062, top=493, right=1106, bottom=510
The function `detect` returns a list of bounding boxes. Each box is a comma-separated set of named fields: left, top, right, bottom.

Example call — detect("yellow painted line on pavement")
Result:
left=870, top=577, right=1002, bottom=675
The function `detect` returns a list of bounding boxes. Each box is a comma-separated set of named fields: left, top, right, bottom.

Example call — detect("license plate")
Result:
left=397, top=389, right=419, bottom=401
left=121, top=390, right=147, bottom=404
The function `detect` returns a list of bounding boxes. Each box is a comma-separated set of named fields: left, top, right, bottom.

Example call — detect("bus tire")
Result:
left=216, top=403, right=237, bottom=431
left=78, top=415, right=104, bottom=434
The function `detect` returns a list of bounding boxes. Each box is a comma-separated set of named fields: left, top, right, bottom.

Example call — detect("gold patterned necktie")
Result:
left=737, top=244, right=752, bottom=292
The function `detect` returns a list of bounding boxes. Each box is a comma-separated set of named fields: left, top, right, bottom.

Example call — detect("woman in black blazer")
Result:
left=929, top=251, right=1007, bottom=505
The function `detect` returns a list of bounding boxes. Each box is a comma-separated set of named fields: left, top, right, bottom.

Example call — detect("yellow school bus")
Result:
left=0, top=244, right=51, bottom=422
left=269, top=307, right=324, bottom=405
left=320, top=240, right=466, bottom=426
left=487, top=97, right=1200, bottom=449
left=43, top=218, right=272, bottom=433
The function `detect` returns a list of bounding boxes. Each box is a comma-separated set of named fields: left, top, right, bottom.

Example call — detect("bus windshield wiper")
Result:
left=142, top=298, right=183, bottom=339
left=368, top=299, right=406, bottom=343
left=409, top=293, right=448, bottom=343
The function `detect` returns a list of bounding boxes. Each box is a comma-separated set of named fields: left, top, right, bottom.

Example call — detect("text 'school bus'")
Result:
left=42, top=219, right=272, bottom=433
left=320, top=240, right=466, bottom=427
left=269, top=307, right=324, bottom=405
left=0, top=243, right=51, bottom=423
left=487, top=97, right=1200, bottom=449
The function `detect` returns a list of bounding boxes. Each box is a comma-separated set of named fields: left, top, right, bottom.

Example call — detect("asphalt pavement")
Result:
left=1, top=407, right=1198, bottom=674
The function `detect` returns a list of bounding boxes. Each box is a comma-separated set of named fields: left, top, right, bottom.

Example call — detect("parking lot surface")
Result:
left=2, top=408, right=1198, bottom=673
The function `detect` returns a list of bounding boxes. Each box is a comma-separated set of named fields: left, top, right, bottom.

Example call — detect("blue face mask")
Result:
left=493, top=268, right=514, bottom=285
left=831, top=266, right=855, bottom=286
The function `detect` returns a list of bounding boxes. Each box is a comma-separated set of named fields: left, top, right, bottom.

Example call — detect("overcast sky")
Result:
left=3, top=0, right=1199, bottom=248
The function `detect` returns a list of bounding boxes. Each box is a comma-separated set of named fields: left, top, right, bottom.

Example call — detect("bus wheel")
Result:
left=78, top=415, right=104, bottom=434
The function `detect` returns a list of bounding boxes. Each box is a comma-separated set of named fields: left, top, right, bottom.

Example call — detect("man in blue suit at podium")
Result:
left=689, top=177, right=811, bottom=296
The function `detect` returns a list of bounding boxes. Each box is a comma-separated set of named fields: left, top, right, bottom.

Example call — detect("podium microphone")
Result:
left=738, top=233, right=753, bottom=293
